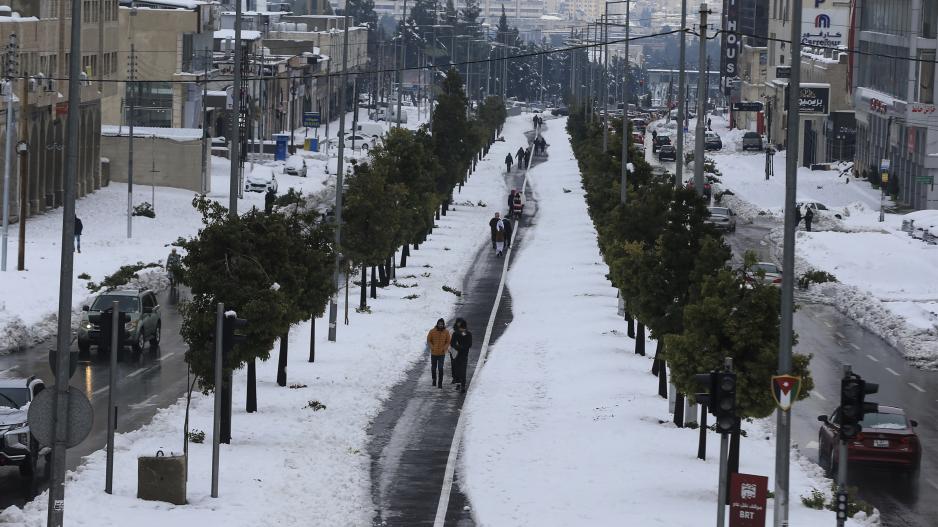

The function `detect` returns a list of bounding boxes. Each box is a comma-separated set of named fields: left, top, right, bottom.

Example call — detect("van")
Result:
left=356, top=122, right=386, bottom=138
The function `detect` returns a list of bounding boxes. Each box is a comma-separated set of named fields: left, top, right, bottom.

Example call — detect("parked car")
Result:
left=657, top=144, right=677, bottom=162
left=796, top=200, right=829, bottom=213
left=706, top=206, right=736, bottom=232
left=244, top=171, right=279, bottom=193
left=704, top=131, right=723, bottom=150
left=685, top=178, right=712, bottom=200
left=818, top=405, right=921, bottom=478
left=745, top=261, right=782, bottom=286
left=284, top=159, right=307, bottom=177
left=631, top=131, right=645, bottom=145
left=0, top=377, right=50, bottom=480
left=652, top=133, right=672, bottom=153
left=78, top=289, right=162, bottom=354
left=742, top=131, right=763, bottom=151
left=551, top=107, right=569, bottom=116
left=356, top=122, right=386, bottom=139
left=631, top=118, right=647, bottom=133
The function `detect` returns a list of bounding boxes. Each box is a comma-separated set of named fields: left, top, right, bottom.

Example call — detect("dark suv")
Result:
left=657, top=144, right=677, bottom=161
left=652, top=133, right=672, bottom=153
left=742, top=131, right=763, bottom=151
left=78, top=289, right=162, bottom=354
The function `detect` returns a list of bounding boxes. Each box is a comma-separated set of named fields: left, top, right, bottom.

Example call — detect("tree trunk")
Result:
left=400, top=244, right=409, bottom=267
left=626, top=312, right=635, bottom=338
left=246, top=359, right=257, bottom=413
left=413, top=242, right=419, bottom=251
left=635, top=322, right=645, bottom=355
left=441, top=201, right=447, bottom=217
left=360, top=265, right=367, bottom=311
left=370, top=266, right=378, bottom=299
left=435, top=207, right=440, bottom=220
left=652, top=339, right=662, bottom=374
left=378, top=262, right=387, bottom=286
left=390, top=253, right=396, bottom=280
left=658, top=358, right=668, bottom=398
left=697, top=403, right=708, bottom=460
left=277, top=333, right=288, bottom=387
left=673, top=392, right=684, bottom=427
left=308, top=315, right=315, bottom=363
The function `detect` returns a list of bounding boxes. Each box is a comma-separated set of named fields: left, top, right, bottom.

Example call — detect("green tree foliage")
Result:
left=432, top=69, right=473, bottom=196
left=178, top=196, right=335, bottom=388
left=343, top=161, right=408, bottom=269
left=345, top=0, right=377, bottom=28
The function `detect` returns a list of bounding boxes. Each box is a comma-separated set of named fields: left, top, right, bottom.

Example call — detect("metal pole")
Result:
left=230, top=0, right=242, bottom=216
left=620, top=0, right=630, bottom=204
left=693, top=4, right=708, bottom=195
left=1, top=33, right=16, bottom=272
left=837, top=365, right=851, bottom=520
left=328, top=16, right=351, bottom=342
left=774, top=0, right=803, bottom=523
left=211, top=302, right=223, bottom=498
left=201, top=50, right=209, bottom=194
left=717, top=432, right=729, bottom=526
left=128, top=41, right=135, bottom=238
left=48, top=0, right=82, bottom=521
left=396, top=0, right=408, bottom=129
left=879, top=117, right=892, bottom=222
left=16, top=73, right=28, bottom=271
left=602, top=9, right=609, bottom=151
left=105, top=301, right=118, bottom=494
left=675, top=0, right=687, bottom=187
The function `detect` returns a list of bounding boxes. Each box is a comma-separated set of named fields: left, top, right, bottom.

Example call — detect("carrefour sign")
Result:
left=802, top=0, right=848, bottom=48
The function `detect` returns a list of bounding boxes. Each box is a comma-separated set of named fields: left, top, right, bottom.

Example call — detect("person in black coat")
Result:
left=74, top=216, right=83, bottom=253
left=488, top=212, right=502, bottom=250
left=504, top=153, right=513, bottom=173
left=450, top=318, right=473, bottom=392
left=804, top=207, right=815, bottom=232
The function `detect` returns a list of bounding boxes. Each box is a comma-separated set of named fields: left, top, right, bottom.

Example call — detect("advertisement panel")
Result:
left=802, top=0, right=849, bottom=48
left=784, top=84, right=831, bottom=115
left=721, top=0, right=740, bottom=95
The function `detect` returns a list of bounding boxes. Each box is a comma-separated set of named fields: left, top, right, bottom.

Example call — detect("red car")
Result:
left=631, top=131, right=645, bottom=145
left=817, top=405, right=921, bottom=477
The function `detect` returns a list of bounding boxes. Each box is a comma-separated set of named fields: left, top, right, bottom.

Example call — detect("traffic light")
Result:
left=713, top=371, right=737, bottom=434
left=693, top=372, right=715, bottom=407
left=222, top=313, right=248, bottom=358
left=839, top=373, right=879, bottom=441
left=99, top=308, right=114, bottom=351
left=834, top=489, right=849, bottom=521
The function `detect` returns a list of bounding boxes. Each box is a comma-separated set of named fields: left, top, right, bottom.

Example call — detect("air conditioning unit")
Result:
left=28, top=73, right=43, bottom=92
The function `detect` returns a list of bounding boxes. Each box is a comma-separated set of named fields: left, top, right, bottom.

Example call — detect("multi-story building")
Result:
left=852, top=0, right=938, bottom=209
left=0, top=0, right=119, bottom=220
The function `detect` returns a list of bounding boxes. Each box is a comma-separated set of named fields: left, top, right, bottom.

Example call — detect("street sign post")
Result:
left=27, top=387, right=93, bottom=448
left=916, top=176, right=933, bottom=184
left=303, top=111, right=321, bottom=128
left=729, top=473, right=769, bottom=527
left=47, top=349, right=79, bottom=379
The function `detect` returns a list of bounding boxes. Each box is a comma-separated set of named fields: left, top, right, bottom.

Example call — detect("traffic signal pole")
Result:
left=211, top=302, right=223, bottom=498
left=105, top=302, right=119, bottom=494
left=715, top=356, right=733, bottom=527
left=837, top=365, right=850, bottom=527
left=692, top=3, right=709, bottom=196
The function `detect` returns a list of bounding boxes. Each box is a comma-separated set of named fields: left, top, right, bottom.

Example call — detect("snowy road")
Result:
left=0, top=289, right=190, bottom=508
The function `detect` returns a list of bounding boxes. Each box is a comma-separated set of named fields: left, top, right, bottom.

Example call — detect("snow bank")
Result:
left=461, top=118, right=873, bottom=526
left=0, top=117, right=532, bottom=525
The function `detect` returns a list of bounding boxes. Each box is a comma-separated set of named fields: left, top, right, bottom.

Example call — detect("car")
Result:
left=685, top=178, right=712, bottom=200
left=704, top=131, right=723, bottom=150
left=657, top=144, right=677, bottom=161
left=244, top=171, right=279, bottom=193
left=796, top=200, right=829, bottom=213
left=817, top=405, right=921, bottom=477
left=706, top=206, right=736, bottom=232
left=745, top=261, right=782, bottom=286
left=630, top=118, right=647, bottom=133
left=742, top=131, right=763, bottom=151
left=284, top=159, right=307, bottom=177
left=551, top=107, right=569, bottom=116
left=631, top=131, right=645, bottom=145
left=0, top=377, right=50, bottom=480
left=78, top=289, right=162, bottom=355
left=652, top=133, right=672, bottom=152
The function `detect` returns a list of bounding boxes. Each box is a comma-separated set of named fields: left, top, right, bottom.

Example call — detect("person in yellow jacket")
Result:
left=426, top=318, right=451, bottom=388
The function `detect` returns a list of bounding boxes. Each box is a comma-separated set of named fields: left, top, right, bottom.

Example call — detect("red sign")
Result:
left=870, top=98, right=889, bottom=114
left=729, top=473, right=768, bottom=527
left=55, top=102, right=68, bottom=116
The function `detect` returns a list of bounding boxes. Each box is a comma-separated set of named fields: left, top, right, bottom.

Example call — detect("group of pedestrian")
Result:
left=795, top=205, right=815, bottom=232
left=504, top=145, right=533, bottom=172
left=533, top=136, right=547, bottom=156
left=489, top=211, right=513, bottom=257
left=533, top=115, right=543, bottom=131
left=426, top=317, right=473, bottom=393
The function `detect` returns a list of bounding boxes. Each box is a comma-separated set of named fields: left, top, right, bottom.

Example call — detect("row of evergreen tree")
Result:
left=565, top=109, right=813, bottom=465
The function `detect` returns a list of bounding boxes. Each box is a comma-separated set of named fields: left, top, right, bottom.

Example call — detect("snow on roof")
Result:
left=206, top=90, right=228, bottom=97
left=101, top=125, right=202, bottom=142
left=540, top=15, right=562, bottom=20
left=214, top=29, right=263, bottom=40
left=132, top=0, right=204, bottom=8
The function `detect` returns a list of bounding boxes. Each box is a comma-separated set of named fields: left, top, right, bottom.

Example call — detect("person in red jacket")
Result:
left=426, top=318, right=451, bottom=388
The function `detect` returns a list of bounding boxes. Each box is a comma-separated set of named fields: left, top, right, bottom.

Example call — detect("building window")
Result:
left=861, top=0, right=912, bottom=35
left=926, top=0, right=938, bottom=38
left=918, top=50, right=935, bottom=103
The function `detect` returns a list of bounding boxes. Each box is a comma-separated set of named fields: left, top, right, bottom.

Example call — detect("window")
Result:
left=918, top=50, right=935, bottom=103
left=861, top=0, right=912, bottom=35
left=925, top=0, right=937, bottom=38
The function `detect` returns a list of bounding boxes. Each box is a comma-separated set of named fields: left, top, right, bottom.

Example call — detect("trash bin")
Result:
left=306, top=137, right=319, bottom=151
left=138, top=450, right=186, bottom=505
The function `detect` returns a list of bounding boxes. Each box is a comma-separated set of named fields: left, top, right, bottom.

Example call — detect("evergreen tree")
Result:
left=431, top=69, right=472, bottom=205
left=345, top=0, right=377, bottom=28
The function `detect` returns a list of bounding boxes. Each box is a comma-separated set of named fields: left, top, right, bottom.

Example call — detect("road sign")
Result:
left=775, top=66, right=791, bottom=79
left=27, top=387, right=94, bottom=448
left=882, top=171, right=889, bottom=184
left=48, top=349, right=79, bottom=379
left=303, top=112, right=321, bottom=128
left=729, top=473, right=768, bottom=527
left=771, top=375, right=802, bottom=411
left=917, top=176, right=934, bottom=184
left=733, top=101, right=764, bottom=112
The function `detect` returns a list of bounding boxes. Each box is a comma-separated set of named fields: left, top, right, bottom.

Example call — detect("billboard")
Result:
left=784, top=84, right=831, bottom=115
left=802, top=0, right=849, bottom=48
left=721, top=0, right=740, bottom=95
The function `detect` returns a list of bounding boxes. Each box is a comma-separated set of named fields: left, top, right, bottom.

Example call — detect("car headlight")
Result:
left=14, top=432, right=28, bottom=446
left=82, top=321, right=93, bottom=330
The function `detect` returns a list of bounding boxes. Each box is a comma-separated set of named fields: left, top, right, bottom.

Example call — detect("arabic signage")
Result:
left=910, top=103, right=936, bottom=115
left=721, top=0, right=740, bottom=96
left=729, top=473, right=768, bottom=527
left=802, top=4, right=849, bottom=48
left=776, top=66, right=791, bottom=79
left=784, top=85, right=831, bottom=115
left=870, top=98, right=889, bottom=114
left=733, top=101, right=764, bottom=112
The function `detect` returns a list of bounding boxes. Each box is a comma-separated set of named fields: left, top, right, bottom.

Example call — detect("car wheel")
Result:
left=150, top=322, right=161, bottom=347
left=132, top=331, right=145, bottom=353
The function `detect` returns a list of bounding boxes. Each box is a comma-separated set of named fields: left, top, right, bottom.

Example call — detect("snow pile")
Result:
left=0, top=117, right=531, bottom=525
left=461, top=118, right=872, bottom=526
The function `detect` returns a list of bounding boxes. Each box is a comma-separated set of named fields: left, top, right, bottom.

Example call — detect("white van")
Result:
left=356, top=122, right=386, bottom=139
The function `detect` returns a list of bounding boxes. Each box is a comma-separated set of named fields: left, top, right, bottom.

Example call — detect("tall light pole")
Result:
left=692, top=4, right=708, bottom=195
left=328, top=16, right=351, bottom=342
left=774, top=0, right=804, bottom=523
left=396, top=0, right=409, bottom=129
left=230, top=0, right=242, bottom=216
left=620, top=0, right=631, bottom=204
left=1, top=33, right=17, bottom=272
left=675, top=0, right=687, bottom=188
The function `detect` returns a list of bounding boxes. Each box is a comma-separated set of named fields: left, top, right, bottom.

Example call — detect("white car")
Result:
left=244, top=172, right=279, bottom=193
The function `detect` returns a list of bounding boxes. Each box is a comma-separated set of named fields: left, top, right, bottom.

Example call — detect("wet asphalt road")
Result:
left=369, top=131, right=540, bottom=526
left=0, top=288, right=190, bottom=508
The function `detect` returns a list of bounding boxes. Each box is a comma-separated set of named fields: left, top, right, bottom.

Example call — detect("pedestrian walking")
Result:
left=264, top=186, right=277, bottom=215
left=74, top=216, right=83, bottom=253
left=502, top=216, right=513, bottom=248
left=489, top=212, right=502, bottom=250
left=511, top=192, right=523, bottom=220
left=524, top=146, right=532, bottom=169
left=795, top=205, right=803, bottom=227
left=804, top=207, right=814, bottom=232
left=450, top=318, right=473, bottom=393
left=505, top=153, right=513, bottom=173
left=494, top=219, right=508, bottom=256
left=651, top=129, right=658, bottom=146
left=507, top=189, right=517, bottom=213
left=516, top=146, right=525, bottom=167
left=426, top=318, right=451, bottom=389
left=707, top=117, right=712, bottom=130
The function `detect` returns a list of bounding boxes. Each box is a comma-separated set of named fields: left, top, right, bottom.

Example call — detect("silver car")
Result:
left=706, top=206, right=736, bottom=232
left=78, top=289, right=162, bottom=354
left=0, top=377, right=50, bottom=480
left=746, top=262, right=783, bottom=286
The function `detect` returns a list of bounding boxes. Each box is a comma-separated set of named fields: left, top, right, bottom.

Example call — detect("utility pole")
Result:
left=1, top=33, right=17, bottom=272
left=127, top=16, right=137, bottom=239
left=602, top=9, right=609, bottom=151
left=201, top=49, right=209, bottom=194
left=675, top=0, right=687, bottom=188
left=328, top=16, right=351, bottom=343
left=692, top=4, right=708, bottom=196
left=49, top=0, right=82, bottom=522
left=16, top=66, right=28, bottom=271
left=230, top=0, right=243, bottom=216
left=620, top=0, right=631, bottom=204
left=774, top=0, right=803, bottom=522
left=396, top=0, right=409, bottom=129
left=879, top=117, right=892, bottom=222
left=104, top=301, right=118, bottom=494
